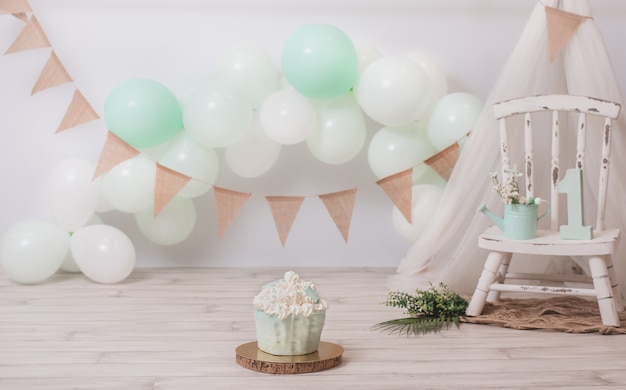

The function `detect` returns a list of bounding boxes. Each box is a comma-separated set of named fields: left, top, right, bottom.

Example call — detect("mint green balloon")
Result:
left=282, top=23, right=358, bottom=99
left=104, top=78, right=183, bottom=149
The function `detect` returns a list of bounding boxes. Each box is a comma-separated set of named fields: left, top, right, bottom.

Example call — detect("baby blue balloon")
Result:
left=104, top=78, right=183, bottom=149
left=282, top=23, right=358, bottom=99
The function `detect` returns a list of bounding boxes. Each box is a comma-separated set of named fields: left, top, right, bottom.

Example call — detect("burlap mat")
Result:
left=461, top=296, right=626, bottom=335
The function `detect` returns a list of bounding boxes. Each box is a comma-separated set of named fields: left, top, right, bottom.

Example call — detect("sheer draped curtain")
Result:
left=389, top=0, right=626, bottom=296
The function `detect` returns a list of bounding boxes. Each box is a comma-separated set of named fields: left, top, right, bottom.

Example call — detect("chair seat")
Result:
left=478, top=226, right=620, bottom=256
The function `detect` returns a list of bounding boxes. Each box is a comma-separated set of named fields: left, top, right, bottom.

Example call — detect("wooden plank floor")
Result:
left=1, top=267, right=626, bottom=389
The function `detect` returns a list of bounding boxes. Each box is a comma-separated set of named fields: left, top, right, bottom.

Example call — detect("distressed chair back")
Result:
left=492, top=95, right=621, bottom=231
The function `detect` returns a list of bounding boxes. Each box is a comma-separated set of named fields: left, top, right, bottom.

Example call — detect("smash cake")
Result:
left=253, top=271, right=328, bottom=356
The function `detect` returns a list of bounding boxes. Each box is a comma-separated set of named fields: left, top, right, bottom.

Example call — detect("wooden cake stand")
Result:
left=235, top=341, right=343, bottom=374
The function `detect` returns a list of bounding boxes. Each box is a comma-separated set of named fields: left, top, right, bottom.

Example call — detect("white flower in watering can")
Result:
left=480, top=166, right=549, bottom=240
left=489, top=166, right=543, bottom=205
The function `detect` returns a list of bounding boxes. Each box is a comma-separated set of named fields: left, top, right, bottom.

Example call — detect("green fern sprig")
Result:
left=372, top=316, right=461, bottom=336
left=373, top=283, right=468, bottom=336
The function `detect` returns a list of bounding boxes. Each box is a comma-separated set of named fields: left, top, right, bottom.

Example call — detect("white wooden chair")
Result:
left=465, top=94, right=623, bottom=327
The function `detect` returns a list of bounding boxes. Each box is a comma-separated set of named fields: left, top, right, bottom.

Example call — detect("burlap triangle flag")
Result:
left=213, top=186, right=252, bottom=238
left=154, top=163, right=191, bottom=217
left=56, top=90, right=100, bottom=133
left=319, top=188, right=357, bottom=243
left=0, top=0, right=31, bottom=15
left=4, top=16, right=50, bottom=54
left=12, top=12, right=28, bottom=22
left=424, top=142, right=460, bottom=181
left=265, top=196, right=305, bottom=246
left=32, top=51, right=73, bottom=94
left=93, top=131, right=140, bottom=179
left=545, top=6, right=587, bottom=63
left=376, top=168, right=413, bottom=223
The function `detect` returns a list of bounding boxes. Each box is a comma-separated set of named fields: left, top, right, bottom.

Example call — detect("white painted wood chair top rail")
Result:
left=492, top=95, right=621, bottom=120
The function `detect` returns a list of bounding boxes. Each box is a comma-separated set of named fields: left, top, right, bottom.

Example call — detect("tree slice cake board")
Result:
left=235, top=341, right=343, bottom=374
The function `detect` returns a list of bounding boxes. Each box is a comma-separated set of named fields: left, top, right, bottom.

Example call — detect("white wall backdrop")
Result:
left=1, top=0, right=625, bottom=268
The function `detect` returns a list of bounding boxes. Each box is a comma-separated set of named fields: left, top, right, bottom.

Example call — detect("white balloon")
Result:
left=427, top=92, right=484, bottom=150
left=159, top=134, right=219, bottom=198
left=183, top=80, right=254, bottom=148
left=70, top=224, right=136, bottom=284
left=59, top=250, right=81, bottom=273
left=0, top=221, right=70, bottom=284
left=367, top=123, right=436, bottom=179
left=355, top=42, right=382, bottom=76
left=171, top=73, right=212, bottom=107
left=60, top=214, right=103, bottom=273
left=355, top=55, right=431, bottom=126
left=306, top=94, right=367, bottom=164
left=392, top=184, right=444, bottom=242
left=225, top=115, right=281, bottom=178
left=403, top=50, right=448, bottom=118
left=135, top=197, right=197, bottom=246
left=92, top=176, right=115, bottom=213
left=277, top=75, right=294, bottom=91
left=215, top=43, right=278, bottom=109
left=259, top=89, right=316, bottom=145
left=46, top=158, right=99, bottom=231
left=102, top=156, right=156, bottom=213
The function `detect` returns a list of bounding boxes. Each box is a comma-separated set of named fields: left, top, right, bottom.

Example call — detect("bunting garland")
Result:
left=376, top=169, right=414, bottom=223
left=0, top=0, right=31, bottom=15
left=93, top=132, right=140, bottom=179
left=4, top=16, right=49, bottom=54
left=5, top=1, right=556, bottom=245
left=154, top=164, right=191, bottom=217
left=545, top=6, right=588, bottom=63
left=319, top=188, right=357, bottom=243
left=56, top=90, right=100, bottom=132
left=424, top=142, right=460, bottom=182
left=11, top=12, right=28, bottom=22
left=213, top=187, right=252, bottom=238
left=265, top=196, right=305, bottom=246
left=32, top=51, right=72, bottom=94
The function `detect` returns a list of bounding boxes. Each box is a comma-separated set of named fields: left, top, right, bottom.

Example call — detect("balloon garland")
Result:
left=0, top=9, right=483, bottom=285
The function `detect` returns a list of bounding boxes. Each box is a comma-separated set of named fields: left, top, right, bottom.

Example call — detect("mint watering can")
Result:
left=477, top=202, right=550, bottom=240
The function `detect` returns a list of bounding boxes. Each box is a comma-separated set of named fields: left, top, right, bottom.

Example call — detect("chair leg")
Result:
left=487, top=252, right=512, bottom=303
left=588, top=255, right=620, bottom=327
left=466, top=251, right=506, bottom=317
left=604, top=255, right=623, bottom=311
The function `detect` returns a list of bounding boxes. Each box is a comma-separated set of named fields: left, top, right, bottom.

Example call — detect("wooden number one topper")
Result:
left=558, top=168, right=593, bottom=240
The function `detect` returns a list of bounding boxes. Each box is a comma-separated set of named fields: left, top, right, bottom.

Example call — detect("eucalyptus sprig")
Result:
left=372, top=283, right=468, bottom=336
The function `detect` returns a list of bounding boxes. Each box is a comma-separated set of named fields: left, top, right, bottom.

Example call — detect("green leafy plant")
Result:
left=372, top=283, right=468, bottom=336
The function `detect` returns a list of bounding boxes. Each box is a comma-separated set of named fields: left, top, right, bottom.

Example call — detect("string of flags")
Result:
left=95, top=130, right=417, bottom=246
left=1, top=0, right=588, bottom=245
left=544, top=5, right=590, bottom=63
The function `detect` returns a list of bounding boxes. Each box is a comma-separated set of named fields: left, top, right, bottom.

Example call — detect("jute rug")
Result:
left=461, top=296, right=626, bottom=335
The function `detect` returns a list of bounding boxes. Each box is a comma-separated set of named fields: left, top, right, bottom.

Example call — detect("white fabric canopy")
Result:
left=389, top=0, right=626, bottom=296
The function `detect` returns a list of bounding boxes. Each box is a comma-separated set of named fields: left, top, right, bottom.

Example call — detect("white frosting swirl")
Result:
left=253, top=271, right=328, bottom=320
